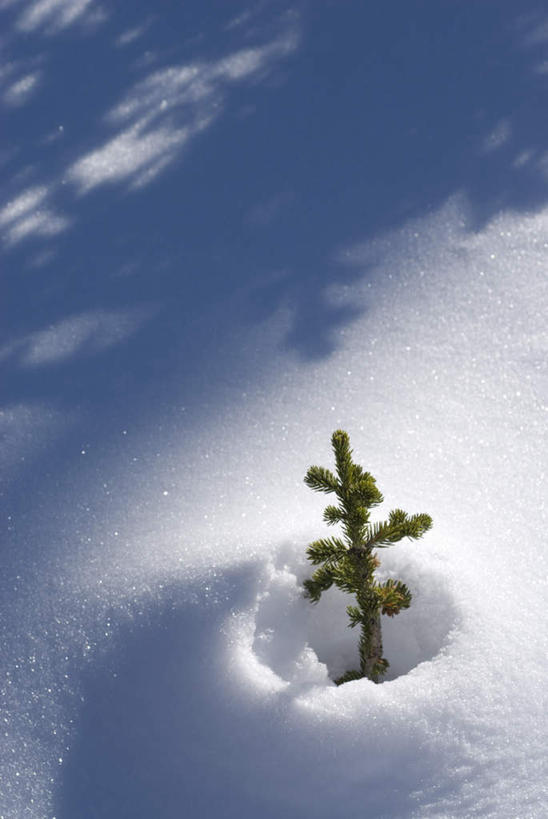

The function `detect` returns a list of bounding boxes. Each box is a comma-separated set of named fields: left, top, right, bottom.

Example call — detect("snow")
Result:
left=1, top=3, right=547, bottom=817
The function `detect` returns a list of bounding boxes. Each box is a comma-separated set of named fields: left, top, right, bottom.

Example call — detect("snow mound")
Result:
left=227, top=541, right=460, bottom=695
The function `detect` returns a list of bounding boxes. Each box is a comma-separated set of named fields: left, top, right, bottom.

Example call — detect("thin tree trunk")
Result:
left=360, top=611, right=383, bottom=682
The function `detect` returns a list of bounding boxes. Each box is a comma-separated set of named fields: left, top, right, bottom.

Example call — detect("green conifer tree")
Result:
left=303, top=430, right=432, bottom=684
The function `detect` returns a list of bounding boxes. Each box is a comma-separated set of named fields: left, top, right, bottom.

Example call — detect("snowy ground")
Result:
left=1, top=2, right=547, bottom=817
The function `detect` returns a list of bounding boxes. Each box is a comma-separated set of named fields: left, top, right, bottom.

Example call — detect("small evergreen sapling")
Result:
left=303, top=430, right=432, bottom=684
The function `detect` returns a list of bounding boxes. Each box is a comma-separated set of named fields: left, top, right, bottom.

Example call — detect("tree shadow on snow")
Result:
left=4, top=0, right=548, bottom=600
left=3, top=0, right=548, bottom=406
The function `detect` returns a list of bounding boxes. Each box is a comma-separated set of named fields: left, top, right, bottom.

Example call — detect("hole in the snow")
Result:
left=250, top=543, right=460, bottom=687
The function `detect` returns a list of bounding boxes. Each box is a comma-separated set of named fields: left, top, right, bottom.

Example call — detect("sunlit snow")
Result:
left=1, top=3, right=547, bottom=818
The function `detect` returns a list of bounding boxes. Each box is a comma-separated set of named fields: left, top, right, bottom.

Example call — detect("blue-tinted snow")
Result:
left=1, top=1, right=547, bottom=817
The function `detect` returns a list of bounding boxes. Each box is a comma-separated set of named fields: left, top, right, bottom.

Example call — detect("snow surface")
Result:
left=1, top=3, right=547, bottom=817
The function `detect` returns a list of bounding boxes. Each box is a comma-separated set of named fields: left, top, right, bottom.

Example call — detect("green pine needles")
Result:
left=303, top=430, right=433, bottom=685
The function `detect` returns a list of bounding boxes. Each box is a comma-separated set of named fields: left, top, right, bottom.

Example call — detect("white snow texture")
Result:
left=2, top=196, right=545, bottom=818
left=1, top=5, right=547, bottom=819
